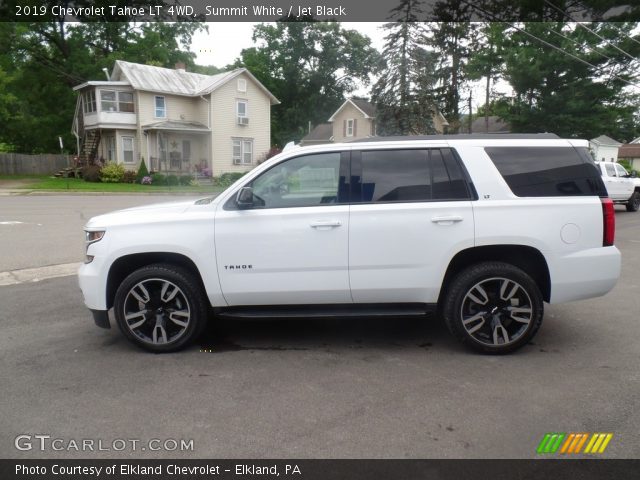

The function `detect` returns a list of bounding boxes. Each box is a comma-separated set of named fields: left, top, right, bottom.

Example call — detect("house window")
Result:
left=182, top=140, right=191, bottom=163
left=106, top=136, right=116, bottom=162
left=236, top=100, right=248, bottom=118
left=155, top=96, right=166, bottom=118
left=346, top=119, right=354, bottom=137
left=122, top=136, right=134, bottom=163
left=83, top=91, right=96, bottom=113
left=101, top=90, right=117, bottom=112
left=118, top=92, right=134, bottom=113
left=99, top=90, right=134, bottom=113
left=232, top=138, right=253, bottom=165
left=237, top=78, right=247, bottom=92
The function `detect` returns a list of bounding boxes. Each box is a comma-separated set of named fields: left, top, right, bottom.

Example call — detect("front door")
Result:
left=215, top=151, right=351, bottom=305
left=348, top=147, right=475, bottom=303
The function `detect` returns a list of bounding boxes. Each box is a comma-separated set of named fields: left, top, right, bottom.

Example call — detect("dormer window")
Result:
left=237, top=78, right=247, bottom=93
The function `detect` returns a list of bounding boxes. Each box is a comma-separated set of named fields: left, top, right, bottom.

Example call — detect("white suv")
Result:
left=78, top=134, right=621, bottom=354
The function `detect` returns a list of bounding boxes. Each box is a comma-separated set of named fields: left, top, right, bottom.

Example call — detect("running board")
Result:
left=215, top=303, right=436, bottom=319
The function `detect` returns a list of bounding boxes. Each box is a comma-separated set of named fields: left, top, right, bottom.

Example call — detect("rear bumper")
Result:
left=548, top=246, right=621, bottom=303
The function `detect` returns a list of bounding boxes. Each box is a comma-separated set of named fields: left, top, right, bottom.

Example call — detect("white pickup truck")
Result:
left=595, top=161, right=639, bottom=212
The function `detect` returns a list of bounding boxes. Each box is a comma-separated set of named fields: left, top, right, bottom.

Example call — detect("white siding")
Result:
left=332, top=103, right=373, bottom=143
left=209, top=72, right=271, bottom=176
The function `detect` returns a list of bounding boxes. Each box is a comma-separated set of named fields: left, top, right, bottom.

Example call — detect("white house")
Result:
left=589, top=135, right=622, bottom=163
left=72, top=60, right=279, bottom=176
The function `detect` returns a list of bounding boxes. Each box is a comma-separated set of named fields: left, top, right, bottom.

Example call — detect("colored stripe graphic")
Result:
left=584, top=433, right=613, bottom=454
left=538, top=433, right=613, bottom=454
left=537, top=433, right=565, bottom=454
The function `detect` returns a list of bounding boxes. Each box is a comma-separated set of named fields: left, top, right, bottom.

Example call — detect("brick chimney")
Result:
left=175, top=62, right=186, bottom=72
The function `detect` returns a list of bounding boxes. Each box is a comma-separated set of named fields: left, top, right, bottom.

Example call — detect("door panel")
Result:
left=215, top=206, right=350, bottom=305
left=348, top=147, right=475, bottom=303
left=349, top=202, right=474, bottom=303
left=215, top=150, right=351, bottom=305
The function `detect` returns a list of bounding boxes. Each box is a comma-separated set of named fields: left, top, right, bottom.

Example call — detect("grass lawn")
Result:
left=0, top=175, right=225, bottom=194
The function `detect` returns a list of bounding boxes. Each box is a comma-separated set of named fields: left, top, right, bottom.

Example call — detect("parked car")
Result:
left=595, top=161, right=639, bottom=211
left=78, top=134, right=621, bottom=354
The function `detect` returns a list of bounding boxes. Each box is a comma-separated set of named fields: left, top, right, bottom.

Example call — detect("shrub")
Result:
left=141, top=176, right=152, bottom=185
left=201, top=167, right=212, bottom=177
left=136, top=157, right=149, bottom=183
left=151, top=173, right=166, bottom=185
left=100, top=162, right=126, bottom=183
left=81, top=165, right=101, bottom=182
left=179, top=175, right=192, bottom=186
left=166, top=174, right=179, bottom=186
left=122, top=170, right=137, bottom=184
left=216, top=171, right=246, bottom=188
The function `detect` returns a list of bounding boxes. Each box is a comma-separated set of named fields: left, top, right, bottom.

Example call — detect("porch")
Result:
left=143, top=121, right=211, bottom=175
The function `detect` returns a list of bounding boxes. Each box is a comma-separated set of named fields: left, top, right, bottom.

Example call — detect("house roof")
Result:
left=72, top=81, right=131, bottom=91
left=459, top=116, right=510, bottom=134
left=618, top=144, right=640, bottom=158
left=142, top=120, right=210, bottom=132
left=328, top=98, right=376, bottom=122
left=107, top=60, right=279, bottom=104
left=590, top=135, right=622, bottom=146
left=301, top=123, right=333, bottom=143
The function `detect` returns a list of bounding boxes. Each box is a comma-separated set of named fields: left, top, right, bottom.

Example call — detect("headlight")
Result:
left=84, top=230, right=105, bottom=263
left=85, top=230, right=105, bottom=244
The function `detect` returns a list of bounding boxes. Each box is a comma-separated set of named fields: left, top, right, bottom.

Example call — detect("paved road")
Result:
left=0, top=195, right=203, bottom=271
left=0, top=196, right=639, bottom=459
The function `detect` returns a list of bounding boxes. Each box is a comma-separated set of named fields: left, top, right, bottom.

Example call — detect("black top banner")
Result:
left=2, top=0, right=640, bottom=22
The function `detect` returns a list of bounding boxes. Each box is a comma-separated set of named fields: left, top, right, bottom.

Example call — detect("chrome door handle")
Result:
left=310, top=220, right=342, bottom=229
left=431, top=215, right=464, bottom=225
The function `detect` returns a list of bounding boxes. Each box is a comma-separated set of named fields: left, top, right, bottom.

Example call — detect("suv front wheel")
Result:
left=626, top=191, right=640, bottom=212
left=113, top=264, right=208, bottom=352
left=442, top=262, right=543, bottom=354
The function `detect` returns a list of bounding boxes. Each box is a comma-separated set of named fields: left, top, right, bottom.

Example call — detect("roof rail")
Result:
left=351, top=133, right=560, bottom=143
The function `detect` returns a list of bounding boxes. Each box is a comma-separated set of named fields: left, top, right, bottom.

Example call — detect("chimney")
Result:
left=175, top=62, right=186, bottom=72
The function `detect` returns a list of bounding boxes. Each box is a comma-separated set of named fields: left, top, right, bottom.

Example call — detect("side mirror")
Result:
left=235, top=186, right=254, bottom=209
left=631, top=171, right=637, bottom=178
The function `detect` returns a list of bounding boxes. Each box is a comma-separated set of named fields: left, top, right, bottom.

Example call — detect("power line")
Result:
left=543, top=0, right=637, bottom=61
left=458, top=0, right=640, bottom=89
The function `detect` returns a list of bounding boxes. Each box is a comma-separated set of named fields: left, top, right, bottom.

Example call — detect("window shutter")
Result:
left=353, top=119, right=357, bottom=137
left=343, top=120, right=347, bottom=137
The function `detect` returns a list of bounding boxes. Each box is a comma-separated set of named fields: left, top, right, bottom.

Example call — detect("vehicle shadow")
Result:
left=197, top=313, right=455, bottom=353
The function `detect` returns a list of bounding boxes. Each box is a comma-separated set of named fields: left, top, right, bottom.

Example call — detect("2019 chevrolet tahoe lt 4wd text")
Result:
left=78, top=134, right=621, bottom=354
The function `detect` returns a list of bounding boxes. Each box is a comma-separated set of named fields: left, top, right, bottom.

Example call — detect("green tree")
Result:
left=0, top=13, right=205, bottom=153
left=428, top=1, right=478, bottom=133
left=372, top=0, right=438, bottom=135
left=465, top=22, right=508, bottom=133
left=235, top=20, right=379, bottom=146
left=500, top=22, right=640, bottom=140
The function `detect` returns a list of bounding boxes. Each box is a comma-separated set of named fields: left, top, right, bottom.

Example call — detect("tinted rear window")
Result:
left=359, top=149, right=472, bottom=203
left=485, top=147, right=606, bottom=197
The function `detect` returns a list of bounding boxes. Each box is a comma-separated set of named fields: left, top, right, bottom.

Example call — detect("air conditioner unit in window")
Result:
left=237, top=116, right=249, bottom=125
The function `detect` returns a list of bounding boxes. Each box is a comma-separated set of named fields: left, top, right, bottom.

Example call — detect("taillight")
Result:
left=601, top=198, right=615, bottom=246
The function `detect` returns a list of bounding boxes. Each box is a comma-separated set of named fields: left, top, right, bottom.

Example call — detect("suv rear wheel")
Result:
left=626, top=191, right=640, bottom=212
left=442, top=262, right=543, bottom=354
left=114, top=264, right=208, bottom=352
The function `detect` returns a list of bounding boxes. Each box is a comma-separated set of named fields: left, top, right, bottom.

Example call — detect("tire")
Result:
left=113, top=263, right=208, bottom=353
left=626, top=191, right=640, bottom=212
left=442, top=262, right=543, bottom=354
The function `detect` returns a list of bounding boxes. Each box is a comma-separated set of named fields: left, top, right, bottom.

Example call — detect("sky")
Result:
left=191, top=22, right=387, bottom=67
left=189, top=22, right=512, bottom=112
